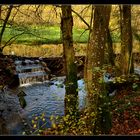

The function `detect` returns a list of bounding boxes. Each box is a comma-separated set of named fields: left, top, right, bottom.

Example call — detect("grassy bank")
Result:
left=1, top=24, right=140, bottom=57
left=1, top=25, right=123, bottom=46
left=2, top=25, right=89, bottom=45
left=3, top=43, right=87, bottom=57
left=3, top=41, right=140, bottom=58
left=2, top=24, right=140, bottom=47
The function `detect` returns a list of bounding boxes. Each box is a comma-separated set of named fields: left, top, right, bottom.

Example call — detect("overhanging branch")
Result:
left=71, top=9, right=90, bottom=30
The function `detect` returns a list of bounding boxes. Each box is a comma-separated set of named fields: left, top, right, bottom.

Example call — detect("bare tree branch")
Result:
left=15, top=6, right=35, bottom=21
left=77, top=28, right=89, bottom=42
left=110, top=27, right=120, bottom=32
left=11, top=6, right=21, bottom=22
left=71, top=9, right=90, bottom=29
left=0, top=5, right=13, bottom=49
left=88, top=5, right=94, bottom=39
left=80, top=5, right=91, bottom=15
left=1, top=31, right=25, bottom=49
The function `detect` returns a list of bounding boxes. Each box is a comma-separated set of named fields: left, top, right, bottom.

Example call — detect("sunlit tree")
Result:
left=120, top=5, right=134, bottom=74
left=61, top=5, right=79, bottom=118
left=85, top=5, right=112, bottom=134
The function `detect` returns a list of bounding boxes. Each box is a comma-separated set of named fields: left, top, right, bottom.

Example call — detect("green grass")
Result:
left=1, top=25, right=89, bottom=45
left=1, top=24, right=123, bottom=45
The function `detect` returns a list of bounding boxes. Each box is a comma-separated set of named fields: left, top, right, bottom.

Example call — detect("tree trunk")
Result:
left=106, top=28, right=115, bottom=66
left=0, top=5, right=1, bottom=20
left=84, top=5, right=94, bottom=90
left=61, top=5, right=79, bottom=117
left=85, top=5, right=111, bottom=94
left=85, top=5, right=112, bottom=134
left=120, top=5, right=134, bottom=75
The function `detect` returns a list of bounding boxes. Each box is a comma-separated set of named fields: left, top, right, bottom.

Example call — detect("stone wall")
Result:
left=0, top=55, right=17, bottom=88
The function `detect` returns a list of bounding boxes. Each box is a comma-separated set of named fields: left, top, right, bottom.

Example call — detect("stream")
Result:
left=0, top=77, right=86, bottom=135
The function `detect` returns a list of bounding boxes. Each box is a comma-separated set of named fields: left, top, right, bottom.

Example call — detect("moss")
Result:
left=17, top=90, right=27, bottom=97
left=65, top=62, right=78, bottom=95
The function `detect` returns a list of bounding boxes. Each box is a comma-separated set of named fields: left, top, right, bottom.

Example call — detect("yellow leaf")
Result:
left=33, top=124, right=37, bottom=128
left=41, top=113, right=45, bottom=117
left=35, top=117, right=38, bottom=120
left=22, top=131, right=26, bottom=135
left=39, top=130, right=43, bottom=133
left=32, top=120, right=35, bottom=124
left=42, top=118, right=45, bottom=122
left=52, top=123, right=56, bottom=128
left=50, top=115, right=54, bottom=121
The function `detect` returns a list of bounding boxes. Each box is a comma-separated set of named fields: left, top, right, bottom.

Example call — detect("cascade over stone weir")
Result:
left=15, top=59, right=49, bottom=86
left=5, top=53, right=140, bottom=87
left=2, top=53, right=140, bottom=135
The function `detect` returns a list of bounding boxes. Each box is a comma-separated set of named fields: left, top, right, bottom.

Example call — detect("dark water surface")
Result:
left=0, top=77, right=86, bottom=135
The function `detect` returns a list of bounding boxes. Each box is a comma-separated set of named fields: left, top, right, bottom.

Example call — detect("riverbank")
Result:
left=0, top=91, right=23, bottom=135
left=0, top=55, right=140, bottom=135
left=42, top=84, right=140, bottom=135
left=0, top=55, right=16, bottom=88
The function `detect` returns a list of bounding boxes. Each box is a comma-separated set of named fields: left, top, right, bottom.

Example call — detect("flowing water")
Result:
left=1, top=56, right=140, bottom=135
left=0, top=77, right=86, bottom=135
left=1, top=57, right=127, bottom=135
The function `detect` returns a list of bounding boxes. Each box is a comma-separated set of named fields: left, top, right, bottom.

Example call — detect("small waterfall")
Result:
left=15, top=59, right=49, bottom=86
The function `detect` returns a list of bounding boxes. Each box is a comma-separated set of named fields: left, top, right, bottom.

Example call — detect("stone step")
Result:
left=18, top=71, right=47, bottom=78
left=16, top=64, right=42, bottom=72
